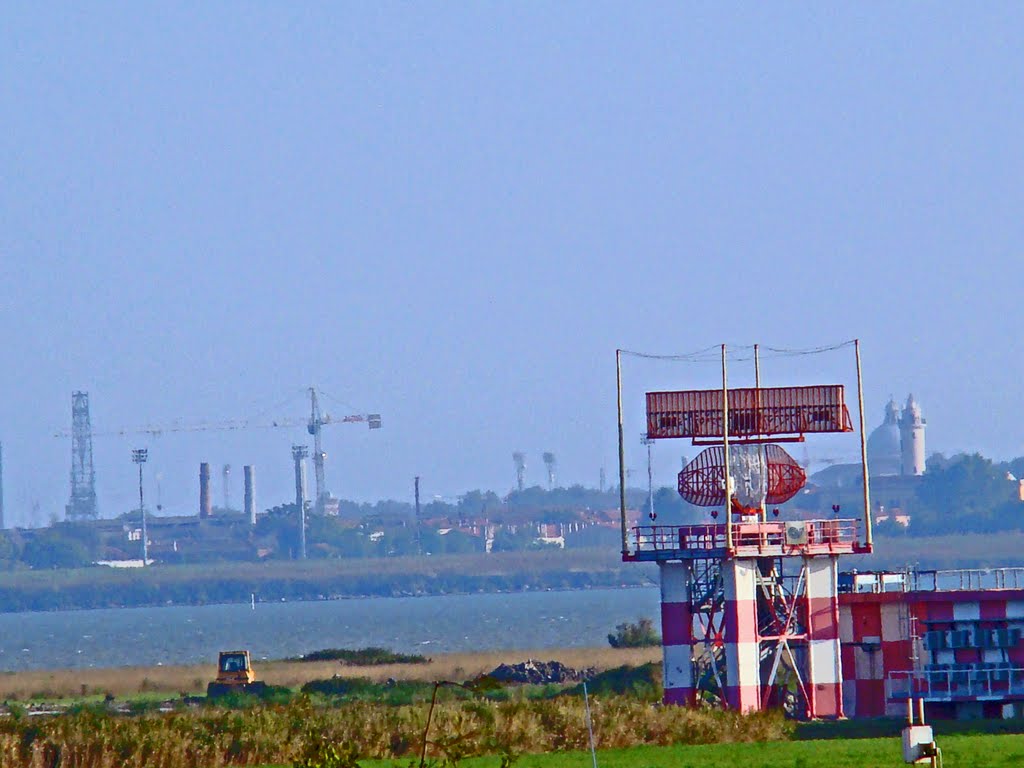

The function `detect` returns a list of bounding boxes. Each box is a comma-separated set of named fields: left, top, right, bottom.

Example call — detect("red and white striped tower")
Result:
left=659, top=561, right=695, bottom=705
left=722, top=558, right=761, bottom=712
left=805, top=555, right=844, bottom=718
left=618, top=342, right=873, bottom=719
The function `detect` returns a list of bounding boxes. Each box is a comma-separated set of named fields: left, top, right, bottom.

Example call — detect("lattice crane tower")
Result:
left=616, top=343, right=873, bottom=719
left=66, top=391, right=99, bottom=521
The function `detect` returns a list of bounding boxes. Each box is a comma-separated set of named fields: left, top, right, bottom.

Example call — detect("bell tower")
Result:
left=899, top=394, right=926, bottom=476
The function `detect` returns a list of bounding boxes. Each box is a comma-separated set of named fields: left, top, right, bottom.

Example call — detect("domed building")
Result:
left=806, top=396, right=927, bottom=528
left=867, top=398, right=902, bottom=477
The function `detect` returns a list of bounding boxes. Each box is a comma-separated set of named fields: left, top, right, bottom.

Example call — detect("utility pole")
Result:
left=292, top=445, right=309, bottom=559
left=414, top=476, right=422, bottom=556
left=132, top=448, right=148, bottom=564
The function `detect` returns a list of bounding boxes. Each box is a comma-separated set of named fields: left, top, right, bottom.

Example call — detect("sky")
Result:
left=2, top=4, right=1023, bottom=527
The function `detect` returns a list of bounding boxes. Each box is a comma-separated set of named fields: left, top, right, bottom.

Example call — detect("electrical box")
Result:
left=785, top=521, right=808, bottom=546
left=902, top=724, right=935, bottom=764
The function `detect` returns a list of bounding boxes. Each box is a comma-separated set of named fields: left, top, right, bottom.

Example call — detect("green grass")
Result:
left=360, top=733, right=1024, bottom=768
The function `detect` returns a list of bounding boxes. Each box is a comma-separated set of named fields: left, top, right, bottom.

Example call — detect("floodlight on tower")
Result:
left=512, top=452, right=526, bottom=492
left=542, top=452, right=556, bottom=490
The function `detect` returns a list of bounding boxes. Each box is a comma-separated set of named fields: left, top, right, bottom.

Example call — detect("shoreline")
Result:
left=0, top=580, right=660, bottom=618
left=0, top=547, right=656, bottom=614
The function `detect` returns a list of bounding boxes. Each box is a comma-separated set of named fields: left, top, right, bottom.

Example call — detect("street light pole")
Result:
left=132, top=448, right=148, bottom=565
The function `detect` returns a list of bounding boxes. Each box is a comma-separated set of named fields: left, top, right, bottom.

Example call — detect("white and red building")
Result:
left=840, top=568, right=1024, bottom=719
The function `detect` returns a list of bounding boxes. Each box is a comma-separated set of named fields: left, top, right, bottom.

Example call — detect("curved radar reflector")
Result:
left=678, top=444, right=806, bottom=507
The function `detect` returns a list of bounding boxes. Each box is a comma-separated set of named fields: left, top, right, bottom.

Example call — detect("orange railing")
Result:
left=631, top=518, right=859, bottom=557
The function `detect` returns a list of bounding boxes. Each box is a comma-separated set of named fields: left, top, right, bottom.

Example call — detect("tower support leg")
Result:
left=805, top=555, right=844, bottom=718
left=723, top=558, right=762, bottom=712
left=659, top=561, right=695, bottom=705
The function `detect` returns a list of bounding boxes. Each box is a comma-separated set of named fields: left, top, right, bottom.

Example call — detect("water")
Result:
left=0, top=588, right=660, bottom=671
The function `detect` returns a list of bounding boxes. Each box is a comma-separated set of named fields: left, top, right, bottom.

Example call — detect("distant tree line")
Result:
left=883, top=452, right=1024, bottom=536
left=6, top=454, right=1020, bottom=573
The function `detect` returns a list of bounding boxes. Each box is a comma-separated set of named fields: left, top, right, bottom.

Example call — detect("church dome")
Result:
left=867, top=398, right=901, bottom=477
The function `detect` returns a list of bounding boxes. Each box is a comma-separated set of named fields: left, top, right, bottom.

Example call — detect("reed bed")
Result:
left=0, top=647, right=660, bottom=701
left=0, top=694, right=792, bottom=768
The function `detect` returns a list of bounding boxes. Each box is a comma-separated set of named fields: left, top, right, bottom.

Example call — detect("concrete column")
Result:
left=244, top=465, right=256, bottom=525
left=199, top=462, right=212, bottom=519
left=805, top=556, right=843, bottom=718
left=659, top=561, right=694, bottom=705
left=722, top=558, right=761, bottom=712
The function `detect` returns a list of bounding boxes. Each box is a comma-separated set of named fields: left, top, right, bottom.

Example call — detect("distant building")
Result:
left=809, top=396, right=928, bottom=524
left=899, top=394, right=927, bottom=476
left=867, top=399, right=902, bottom=477
left=867, top=395, right=927, bottom=477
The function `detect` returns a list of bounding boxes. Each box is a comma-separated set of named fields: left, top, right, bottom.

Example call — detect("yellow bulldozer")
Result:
left=206, top=650, right=267, bottom=698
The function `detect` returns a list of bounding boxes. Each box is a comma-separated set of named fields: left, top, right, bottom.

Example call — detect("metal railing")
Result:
left=887, top=665, right=1024, bottom=702
left=907, top=568, right=1024, bottom=592
left=630, top=518, right=859, bottom=556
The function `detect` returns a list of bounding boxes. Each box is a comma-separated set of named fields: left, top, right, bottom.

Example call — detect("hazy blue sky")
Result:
left=2, top=4, right=1022, bottom=526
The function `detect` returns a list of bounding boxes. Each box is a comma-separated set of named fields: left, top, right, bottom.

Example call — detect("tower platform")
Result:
left=624, top=518, right=866, bottom=562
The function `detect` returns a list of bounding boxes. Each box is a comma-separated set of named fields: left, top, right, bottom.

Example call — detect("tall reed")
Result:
left=0, top=695, right=792, bottom=768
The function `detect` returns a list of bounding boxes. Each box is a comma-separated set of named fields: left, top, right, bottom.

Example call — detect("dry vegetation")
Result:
left=0, top=647, right=660, bottom=701
left=0, top=694, right=791, bottom=768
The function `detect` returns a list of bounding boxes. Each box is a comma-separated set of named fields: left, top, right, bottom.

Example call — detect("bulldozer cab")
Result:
left=216, top=650, right=255, bottom=684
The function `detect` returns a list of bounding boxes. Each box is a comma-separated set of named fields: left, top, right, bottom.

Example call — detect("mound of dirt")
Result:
left=484, top=659, right=595, bottom=685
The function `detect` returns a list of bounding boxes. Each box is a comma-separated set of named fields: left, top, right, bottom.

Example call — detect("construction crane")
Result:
left=307, top=387, right=381, bottom=514
left=53, top=387, right=382, bottom=514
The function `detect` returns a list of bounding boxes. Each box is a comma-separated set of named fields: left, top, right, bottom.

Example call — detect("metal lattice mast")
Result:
left=66, top=391, right=98, bottom=521
left=132, top=448, right=148, bottom=565
left=512, top=452, right=526, bottom=493
left=309, top=387, right=327, bottom=515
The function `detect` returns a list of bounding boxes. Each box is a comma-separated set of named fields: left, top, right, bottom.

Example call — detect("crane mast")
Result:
left=308, top=387, right=328, bottom=515
left=54, top=387, right=381, bottom=521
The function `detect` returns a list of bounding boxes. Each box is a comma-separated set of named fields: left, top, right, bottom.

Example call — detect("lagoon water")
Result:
left=0, top=587, right=661, bottom=671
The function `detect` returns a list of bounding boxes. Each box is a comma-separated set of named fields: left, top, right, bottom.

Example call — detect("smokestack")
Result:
left=292, top=445, right=309, bottom=560
left=244, top=465, right=256, bottom=525
left=199, top=462, right=212, bottom=518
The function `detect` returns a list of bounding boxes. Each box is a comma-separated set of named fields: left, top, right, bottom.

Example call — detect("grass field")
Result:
left=0, top=646, right=661, bottom=701
left=359, top=733, right=1024, bottom=768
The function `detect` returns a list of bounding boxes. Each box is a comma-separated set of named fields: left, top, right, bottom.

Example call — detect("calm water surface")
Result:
left=0, top=588, right=660, bottom=671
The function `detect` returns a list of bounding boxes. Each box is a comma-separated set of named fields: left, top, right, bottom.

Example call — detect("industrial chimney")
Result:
left=199, top=462, right=212, bottom=518
left=244, top=465, right=256, bottom=525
